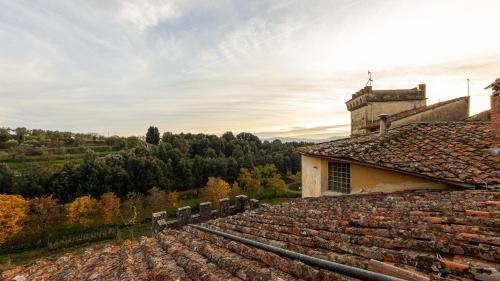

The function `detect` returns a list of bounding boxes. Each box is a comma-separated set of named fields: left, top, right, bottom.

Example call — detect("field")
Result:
left=0, top=143, right=124, bottom=171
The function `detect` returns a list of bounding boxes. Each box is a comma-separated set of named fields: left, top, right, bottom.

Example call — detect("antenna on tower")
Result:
left=467, top=78, right=470, bottom=96
left=366, top=71, right=373, bottom=87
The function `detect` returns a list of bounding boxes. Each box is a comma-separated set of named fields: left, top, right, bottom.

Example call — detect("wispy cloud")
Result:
left=0, top=0, right=499, bottom=137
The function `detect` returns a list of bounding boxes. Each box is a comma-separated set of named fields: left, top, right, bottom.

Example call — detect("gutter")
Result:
left=191, top=224, right=405, bottom=281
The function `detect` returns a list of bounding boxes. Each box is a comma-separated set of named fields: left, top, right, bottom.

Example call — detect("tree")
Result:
left=237, top=168, right=262, bottom=192
left=77, top=150, right=106, bottom=197
left=0, top=194, right=29, bottom=244
left=15, top=127, right=27, bottom=143
left=251, top=164, right=278, bottom=186
left=0, top=163, right=14, bottom=194
left=146, top=126, right=160, bottom=145
left=200, top=177, right=230, bottom=209
left=145, top=187, right=168, bottom=213
left=66, top=195, right=98, bottom=227
left=28, top=195, right=64, bottom=232
left=13, top=165, right=50, bottom=198
left=121, top=192, right=146, bottom=225
left=267, top=174, right=288, bottom=196
left=289, top=171, right=301, bottom=184
left=126, top=136, right=141, bottom=148
left=0, top=128, right=11, bottom=143
left=98, top=192, right=120, bottom=225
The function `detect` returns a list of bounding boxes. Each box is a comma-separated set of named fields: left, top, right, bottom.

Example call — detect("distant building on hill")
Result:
left=346, top=84, right=471, bottom=135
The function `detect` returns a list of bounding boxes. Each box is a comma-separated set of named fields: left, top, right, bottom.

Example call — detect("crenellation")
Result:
left=199, top=202, right=212, bottom=222
left=151, top=197, right=260, bottom=233
left=235, top=195, right=249, bottom=213
left=177, top=206, right=191, bottom=227
left=218, top=198, right=230, bottom=218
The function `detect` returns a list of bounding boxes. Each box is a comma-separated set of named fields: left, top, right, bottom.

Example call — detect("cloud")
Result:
left=0, top=0, right=499, bottom=138
left=256, top=124, right=350, bottom=139
left=118, top=0, right=180, bottom=31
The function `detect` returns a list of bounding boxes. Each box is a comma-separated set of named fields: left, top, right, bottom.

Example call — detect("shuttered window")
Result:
left=328, top=162, right=351, bottom=194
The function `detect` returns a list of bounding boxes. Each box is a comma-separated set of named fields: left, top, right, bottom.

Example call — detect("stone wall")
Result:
left=151, top=195, right=260, bottom=233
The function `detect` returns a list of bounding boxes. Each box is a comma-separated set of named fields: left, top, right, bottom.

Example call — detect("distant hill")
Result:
left=263, top=136, right=347, bottom=143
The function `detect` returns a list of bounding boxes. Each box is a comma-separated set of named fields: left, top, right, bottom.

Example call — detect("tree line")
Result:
left=0, top=126, right=306, bottom=202
left=1, top=165, right=295, bottom=248
left=0, top=187, right=179, bottom=249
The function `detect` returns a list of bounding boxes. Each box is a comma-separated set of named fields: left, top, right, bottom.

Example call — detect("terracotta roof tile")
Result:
left=3, top=189, right=500, bottom=281
left=296, top=122, right=500, bottom=186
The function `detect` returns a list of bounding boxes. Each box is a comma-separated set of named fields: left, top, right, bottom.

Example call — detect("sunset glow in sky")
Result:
left=1, top=0, right=499, bottom=139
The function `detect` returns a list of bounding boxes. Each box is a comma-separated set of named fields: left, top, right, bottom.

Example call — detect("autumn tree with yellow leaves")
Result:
left=166, top=191, right=179, bottom=209
left=66, top=195, right=98, bottom=227
left=200, top=177, right=230, bottom=209
left=267, top=174, right=288, bottom=196
left=97, top=192, right=120, bottom=225
left=230, top=182, right=242, bottom=198
left=0, top=194, right=29, bottom=244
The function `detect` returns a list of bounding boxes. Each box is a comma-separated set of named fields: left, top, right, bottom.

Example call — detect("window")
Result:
left=328, top=162, right=351, bottom=194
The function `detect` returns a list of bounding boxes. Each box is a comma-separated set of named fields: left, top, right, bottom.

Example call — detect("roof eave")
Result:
left=298, top=152, right=477, bottom=189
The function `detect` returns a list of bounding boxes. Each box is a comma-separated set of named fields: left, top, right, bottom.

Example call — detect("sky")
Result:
left=1, top=0, right=499, bottom=139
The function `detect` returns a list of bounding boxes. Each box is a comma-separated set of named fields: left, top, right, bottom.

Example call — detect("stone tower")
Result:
left=345, top=84, right=426, bottom=135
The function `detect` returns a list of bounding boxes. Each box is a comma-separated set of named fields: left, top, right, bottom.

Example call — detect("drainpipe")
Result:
left=379, top=113, right=389, bottom=136
left=191, top=224, right=404, bottom=281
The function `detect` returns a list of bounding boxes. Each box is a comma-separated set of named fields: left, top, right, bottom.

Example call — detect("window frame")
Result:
left=327, top=162, right=351, bottom=194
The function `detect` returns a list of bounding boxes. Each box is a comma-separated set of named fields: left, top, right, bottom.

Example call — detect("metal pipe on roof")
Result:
left=190, top=224, right=405, bottom=281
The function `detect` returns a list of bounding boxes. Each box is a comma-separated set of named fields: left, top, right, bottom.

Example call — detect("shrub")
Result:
left=4, top=139, right=18, bottom=149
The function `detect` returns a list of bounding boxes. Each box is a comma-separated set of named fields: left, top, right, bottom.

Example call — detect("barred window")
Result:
left=328, top=162, right=351, bottom=194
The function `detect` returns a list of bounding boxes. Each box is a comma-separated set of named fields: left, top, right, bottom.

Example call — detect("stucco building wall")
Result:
left=301, top=156, right=448, bottom=197
left=350, top=164, right=447, bottom=193
left=351, top=100, right=426, bottom=135
left=390, top=98, right=469, bottom=128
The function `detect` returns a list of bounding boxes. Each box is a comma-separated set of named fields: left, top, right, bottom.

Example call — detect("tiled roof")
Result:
left=3, top=189, right=499, bottom=280
left=361, top=96, right=469, bottom=131
left=297, top=122, right=500, bottom=186
left=485, top=78, right=500, bottom=90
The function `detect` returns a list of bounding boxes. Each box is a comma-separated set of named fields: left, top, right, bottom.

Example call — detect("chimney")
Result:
left=485, top=78, right=500, bottom=155
left=379, top=113, right=389, bottom=136
left=418, top=84, right=426, bottom=99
